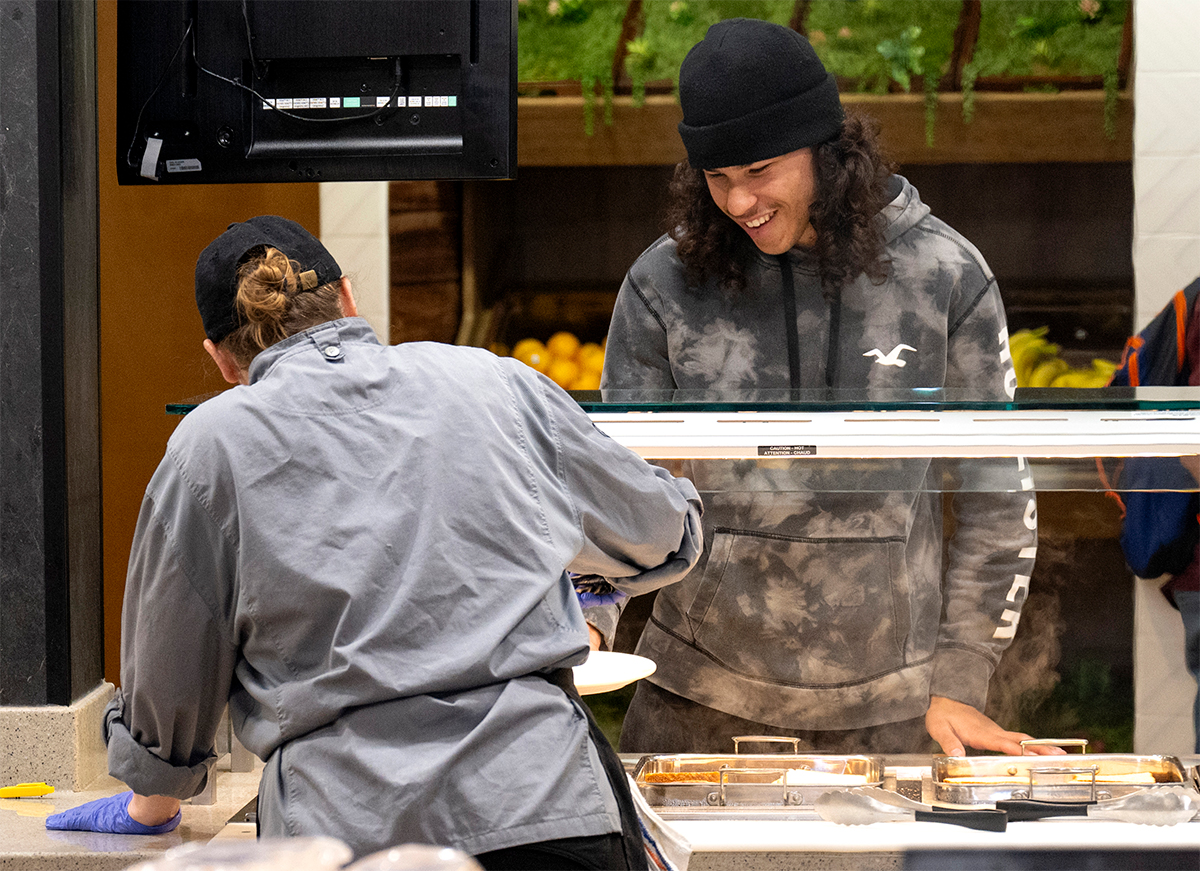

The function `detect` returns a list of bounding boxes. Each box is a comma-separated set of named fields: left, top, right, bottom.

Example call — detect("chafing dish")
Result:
left=633, top=738, right=884, bottom=817
left=932, top=740, right=1189, bottom=804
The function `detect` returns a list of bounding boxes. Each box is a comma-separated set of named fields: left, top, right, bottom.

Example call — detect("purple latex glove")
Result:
left=45, top=791, right=181, bottom=835
left=577, top=588, right=627, bottom=608
left=571, top=574, right=627, bottom=608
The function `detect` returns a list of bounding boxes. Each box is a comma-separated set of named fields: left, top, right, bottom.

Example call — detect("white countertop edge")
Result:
left=665, top=818, right=1200, bottom=852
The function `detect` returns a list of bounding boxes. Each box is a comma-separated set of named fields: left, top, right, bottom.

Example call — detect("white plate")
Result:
left=572, top=651, right=656, bottom=695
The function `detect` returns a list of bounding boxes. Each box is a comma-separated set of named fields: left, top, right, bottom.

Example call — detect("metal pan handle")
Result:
left=1020, top=738, right=1089, bottom=754
left=732, top=735, right=801, bottom=754
left=1028, top=765, right=1099, bottom=801
left=711, top=766, right=789, bottom=807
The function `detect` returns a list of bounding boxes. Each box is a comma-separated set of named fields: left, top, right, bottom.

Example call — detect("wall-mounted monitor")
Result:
left=116, top=0, right=516, bottom=184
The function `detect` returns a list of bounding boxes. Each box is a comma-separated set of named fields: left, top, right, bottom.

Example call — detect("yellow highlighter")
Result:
left=0, top=782, right=55, bottom=798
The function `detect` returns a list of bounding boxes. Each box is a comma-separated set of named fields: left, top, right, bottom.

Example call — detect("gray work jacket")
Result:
left=105, top=318, right=702, bottom=857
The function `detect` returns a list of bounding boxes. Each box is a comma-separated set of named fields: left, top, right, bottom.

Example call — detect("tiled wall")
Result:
left=1131, top=0, right=1200, bottom=755
left=319, top=182, right=390, bottom=342
left=1133, top=0, right=1200, bottom=325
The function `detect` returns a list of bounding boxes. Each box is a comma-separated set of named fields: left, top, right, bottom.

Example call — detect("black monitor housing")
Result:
left=116, top=0, right=516, bottom=184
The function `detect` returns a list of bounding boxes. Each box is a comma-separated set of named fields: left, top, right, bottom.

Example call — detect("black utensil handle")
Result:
left=914, top=808, right=1008, bottom=832
left=995, top=799, right=1095, bottom=821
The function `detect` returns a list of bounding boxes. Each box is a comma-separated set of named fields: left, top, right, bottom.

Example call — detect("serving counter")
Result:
left=622, top=751, right=1200, bottom=870
left=7, top=753, right=1195, bottom=871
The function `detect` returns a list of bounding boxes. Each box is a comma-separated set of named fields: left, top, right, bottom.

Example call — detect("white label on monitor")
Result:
left=139, top=136, right=163, bottom=179
left=376, top=96, right=391, bottom=107
left=329, top=97, right=341, bottom=108
left=166, top=159, right=202, bottom=173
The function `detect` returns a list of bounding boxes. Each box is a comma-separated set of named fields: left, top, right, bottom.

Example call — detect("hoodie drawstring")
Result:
left=778, top=255, right=801, bottom=389
left=779, top=255, right=841, bottom=390
left=826, top=287, right=842, bottom=389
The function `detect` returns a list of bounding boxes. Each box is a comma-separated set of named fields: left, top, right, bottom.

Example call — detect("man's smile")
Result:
left=744, top=210, right=776, bottom=229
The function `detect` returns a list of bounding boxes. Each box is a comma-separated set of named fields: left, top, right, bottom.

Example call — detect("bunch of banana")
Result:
left=1047, top=357, right=1120, bottom=388
left=1009, top=327, right=1120, bottom=388
left=1010, top=327, right=1060, bottom=386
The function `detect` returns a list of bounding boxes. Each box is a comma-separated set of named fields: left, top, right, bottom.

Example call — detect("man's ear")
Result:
left=203, top=338, right=246, bottom=385
left=338, top=276, right=358, bottom=318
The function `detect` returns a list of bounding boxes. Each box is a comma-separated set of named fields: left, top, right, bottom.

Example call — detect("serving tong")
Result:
left=815, top=787, right=1008, bottom=831
left=816, top=785, right=1200, bottom=829
left=996, top=786, right=1200, bottom=826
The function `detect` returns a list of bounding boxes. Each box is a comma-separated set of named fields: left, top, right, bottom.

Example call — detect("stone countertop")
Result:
left=0, top=764, right=264, bottom=871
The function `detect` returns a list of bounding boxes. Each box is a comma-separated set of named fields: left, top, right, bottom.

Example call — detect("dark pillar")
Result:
left=0, top=0, right=102, bottom=706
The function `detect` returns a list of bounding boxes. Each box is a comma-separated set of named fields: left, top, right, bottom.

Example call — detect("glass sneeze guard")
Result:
left=571, top=388, right=1200, bottom=461
left=167, top=386, right=1199, bottom=492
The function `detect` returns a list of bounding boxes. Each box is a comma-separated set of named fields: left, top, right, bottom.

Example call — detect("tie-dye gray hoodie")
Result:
left=596, top=175, right=1037, bottom=730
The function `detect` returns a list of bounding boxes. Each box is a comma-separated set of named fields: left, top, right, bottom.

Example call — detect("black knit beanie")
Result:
left=677, top=18, right=844, bottom=170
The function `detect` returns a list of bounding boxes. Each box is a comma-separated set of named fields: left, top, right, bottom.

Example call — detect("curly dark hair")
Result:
left=665, top=111, right=895, bottom=299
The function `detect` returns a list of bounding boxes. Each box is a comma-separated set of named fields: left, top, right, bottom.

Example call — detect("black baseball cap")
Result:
left=194, top=215, right=342, bottom=343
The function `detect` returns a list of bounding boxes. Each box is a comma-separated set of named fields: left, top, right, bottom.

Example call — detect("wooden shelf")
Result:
left=517, top=90, right=1133, bottom=167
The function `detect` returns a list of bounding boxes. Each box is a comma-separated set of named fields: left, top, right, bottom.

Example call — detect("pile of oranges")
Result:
left=505, top=331, right=605, bottom=390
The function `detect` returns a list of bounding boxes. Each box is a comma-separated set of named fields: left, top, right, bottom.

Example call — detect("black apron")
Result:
left=546, top=668, right=647, bottom=871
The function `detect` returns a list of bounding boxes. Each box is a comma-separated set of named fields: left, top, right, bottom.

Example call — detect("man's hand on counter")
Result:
left=45, top=791, right=181, bottom=835
left=925, top=696, right=1069, bottom=757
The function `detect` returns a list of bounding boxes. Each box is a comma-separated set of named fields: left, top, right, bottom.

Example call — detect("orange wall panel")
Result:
left=96, top=2, right=319, bottom=685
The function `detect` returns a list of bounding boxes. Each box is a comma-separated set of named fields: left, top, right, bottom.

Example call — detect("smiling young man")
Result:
left=592, top=18, right=1056, bottom=760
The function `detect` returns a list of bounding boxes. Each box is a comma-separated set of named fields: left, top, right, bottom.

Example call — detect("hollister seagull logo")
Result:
left=863, top=344, right=916, bottom=367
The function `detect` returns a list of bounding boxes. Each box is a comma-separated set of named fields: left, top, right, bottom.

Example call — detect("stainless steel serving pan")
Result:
left=931, top=740, right=1188, bottom=804
left=633, top=738, right=884, bottom=814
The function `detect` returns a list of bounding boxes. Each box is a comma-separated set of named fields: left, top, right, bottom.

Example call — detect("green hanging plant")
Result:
left=602, top=69, right=615, bottom=128
left=667, top=0, right=694, bottom=27
left=582, top=73, right=597, bottom=136
left=924, top=72, right=939, bottom=147
left=960, top=60, right=979, bottom=125
left=518, top=1, right=1130, bottom=143
left=547, top=0, right=595, bottom=25
left=1102, top=67, right=1119, bottom=140
left=876, top=25, right=925, bottom=93
left=581, top=70, right=616, bottom=137
left=624, top=36, right=656, bottom=107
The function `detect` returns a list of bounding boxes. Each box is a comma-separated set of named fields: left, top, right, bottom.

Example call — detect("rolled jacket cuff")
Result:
left=929, top=645, right=995, bottom=711
left=104, top=691, right=215, bottom=800
left=581, top=600, right=623, bottom=650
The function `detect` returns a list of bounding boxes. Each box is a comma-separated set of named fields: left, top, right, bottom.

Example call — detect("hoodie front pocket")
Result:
left=684, top=527, right=911, bottom=687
